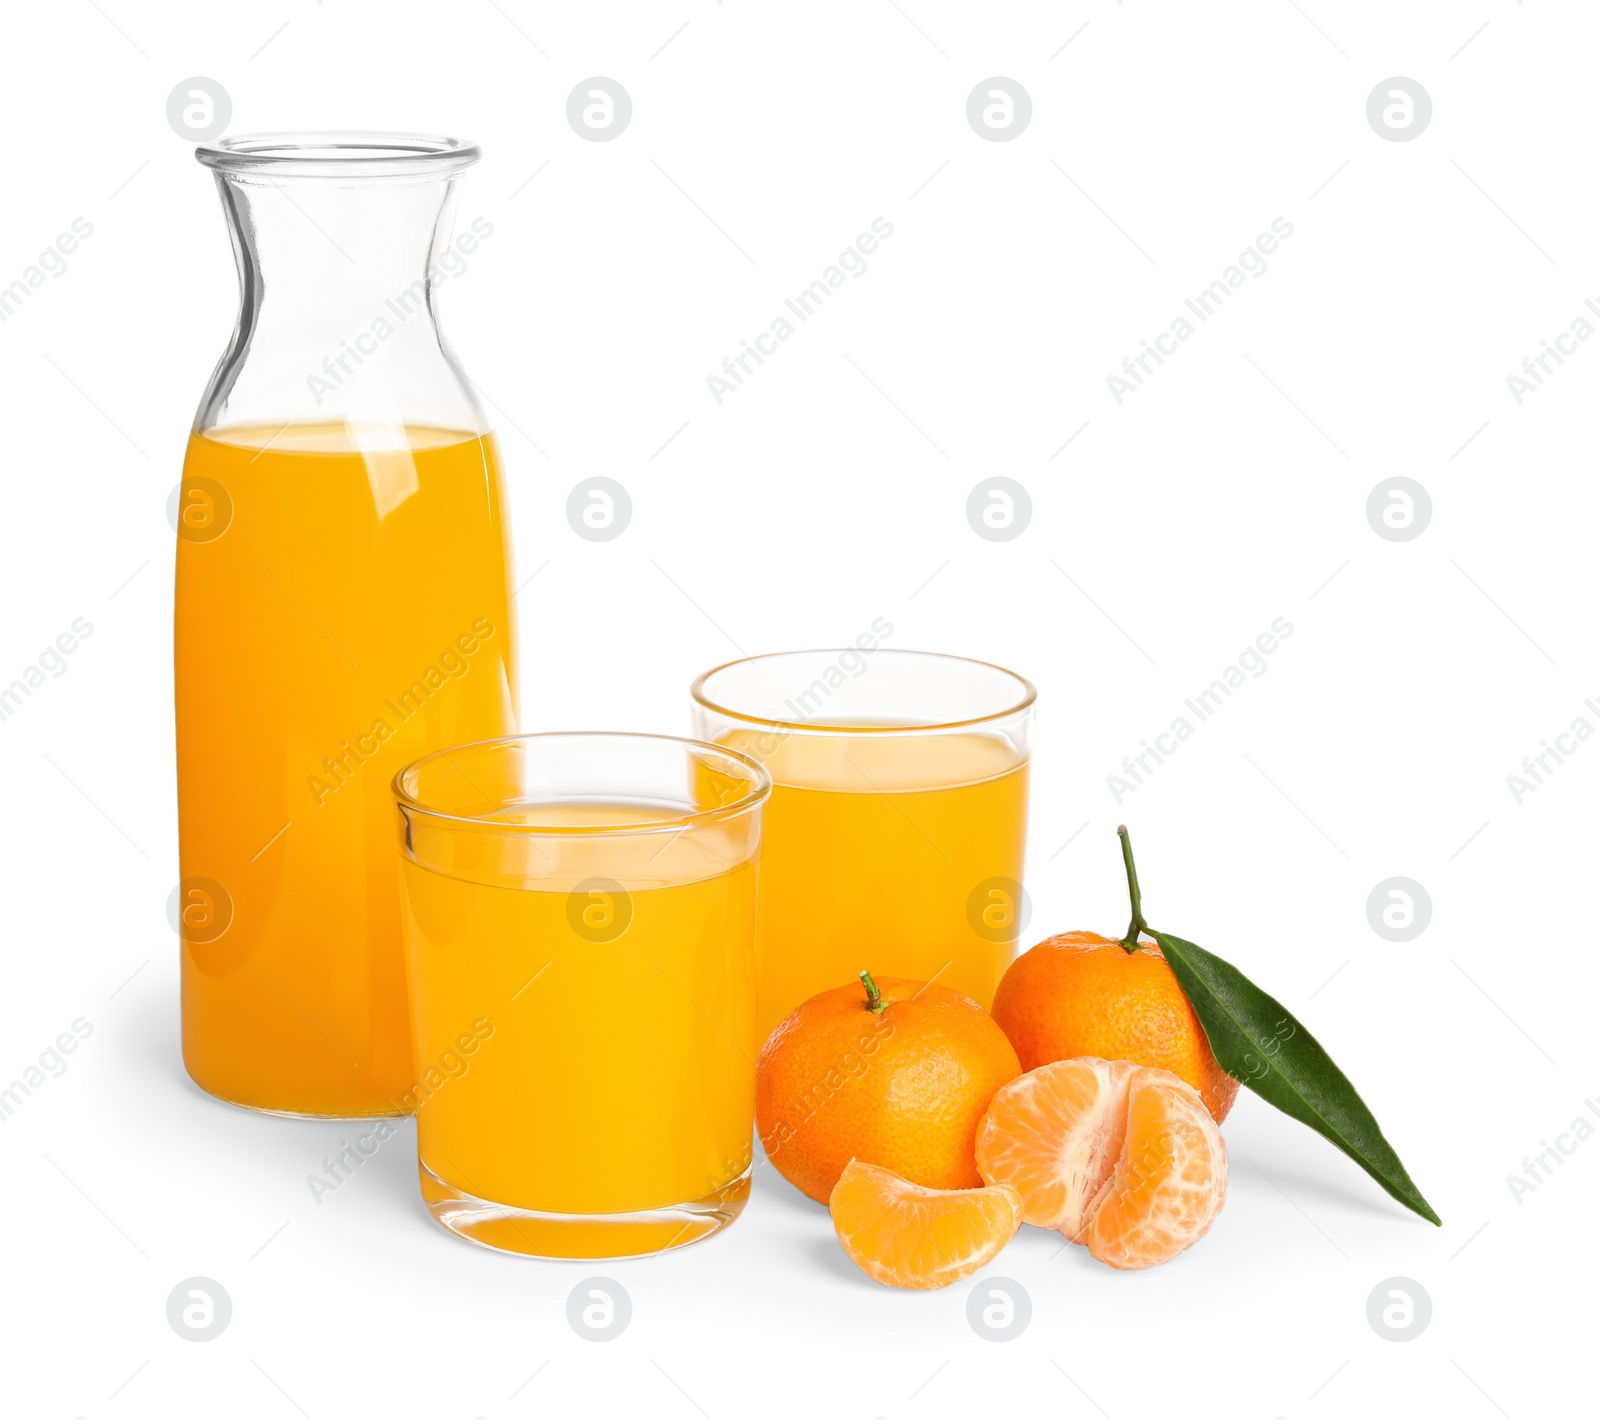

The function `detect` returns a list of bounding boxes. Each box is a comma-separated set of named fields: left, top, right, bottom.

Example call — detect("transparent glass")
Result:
left=691, top=650, right=1035, bottom=1044
left=174, top=134, right=519, bottom=1120
left=394, top=733, right=770, bottom=1259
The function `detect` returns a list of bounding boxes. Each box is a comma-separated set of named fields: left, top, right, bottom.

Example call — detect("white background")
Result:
left=1, top=2, right=1595, bottom=1416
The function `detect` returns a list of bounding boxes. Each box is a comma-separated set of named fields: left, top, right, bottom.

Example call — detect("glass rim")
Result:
left=690, top=648, right=1037, bottom=734
left=392, top=730, right=772, bottom=837
left=195, top=131, right=481, bottom=179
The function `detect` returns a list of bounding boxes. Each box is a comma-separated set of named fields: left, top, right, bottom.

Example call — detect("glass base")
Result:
left=418, top=1159, right=751, bottom=1259
left=187, top=1070, right=411, bottom=1121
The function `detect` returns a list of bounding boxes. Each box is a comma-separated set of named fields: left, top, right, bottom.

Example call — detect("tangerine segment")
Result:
left=1082, top=1070, right=1227, bottom=1270
left=829, top=1159, right=1022, bottom=1290
left=975, top=1058, right=1141, bottom=1232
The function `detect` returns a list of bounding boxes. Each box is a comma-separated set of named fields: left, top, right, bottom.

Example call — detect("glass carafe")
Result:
left=174, top=134, right=519, bottom=1118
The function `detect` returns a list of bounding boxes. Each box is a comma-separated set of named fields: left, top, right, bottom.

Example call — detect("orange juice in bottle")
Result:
left=175, top=135, right=517, bottom=1116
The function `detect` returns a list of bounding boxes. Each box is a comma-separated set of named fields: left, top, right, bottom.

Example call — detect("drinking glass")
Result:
left=394, top=732, right=769, bottom=1259
left=691, top=650, right=1035, bottom=1045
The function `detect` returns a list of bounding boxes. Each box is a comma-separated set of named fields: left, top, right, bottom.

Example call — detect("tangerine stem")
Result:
left=1117, top=825, right=1148, bottom=953
left=859, top=969, right=888, bottom=1016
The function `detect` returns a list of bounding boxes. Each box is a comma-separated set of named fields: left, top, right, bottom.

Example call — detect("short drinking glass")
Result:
left=394, top=732, right=769, bottom=1259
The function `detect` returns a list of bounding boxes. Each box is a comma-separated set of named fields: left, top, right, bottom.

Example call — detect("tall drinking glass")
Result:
left=691, top=650, right=1034, bottom=1045
left=394, top=732, right=769, bottom=1259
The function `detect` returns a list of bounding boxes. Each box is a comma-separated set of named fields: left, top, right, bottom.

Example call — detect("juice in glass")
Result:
left=395, top=734, right=768, bottom=1259
left=691, top=650, right=1034, bottom=1044
left=175, top=423, right=518, bottom=1117
left=715, top=728, right=1027, bottom=1042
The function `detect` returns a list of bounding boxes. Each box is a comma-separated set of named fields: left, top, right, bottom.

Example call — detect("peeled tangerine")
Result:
left=829, top=1159, right=1023, bottom=1290
left=976, top=1057, right=1227, bottom=1270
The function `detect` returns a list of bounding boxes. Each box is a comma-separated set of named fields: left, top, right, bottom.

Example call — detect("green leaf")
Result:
left=1149, top=929, right=1441, bottom=1226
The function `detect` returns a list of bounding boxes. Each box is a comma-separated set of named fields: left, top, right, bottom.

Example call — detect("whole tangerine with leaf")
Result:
left=995, top=826, right=1439, bottom=1224
left=992, top=932, right=1240, bottom=1123
left=756, top=972, right=1020, bottom=1204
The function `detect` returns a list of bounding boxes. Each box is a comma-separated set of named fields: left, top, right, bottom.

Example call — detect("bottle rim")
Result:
left=195, top=131, right=480, bottom=179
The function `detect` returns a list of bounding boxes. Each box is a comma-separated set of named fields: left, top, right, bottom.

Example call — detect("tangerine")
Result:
left=756, top=972, right=1020, bottom=1204
left=990, top=931, right=1239, bottom=1123
left=976, top=1057, right=1227, bottom=1269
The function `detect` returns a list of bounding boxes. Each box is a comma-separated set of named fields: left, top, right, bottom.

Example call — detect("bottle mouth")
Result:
left=195, top=131, right=480, bottom=180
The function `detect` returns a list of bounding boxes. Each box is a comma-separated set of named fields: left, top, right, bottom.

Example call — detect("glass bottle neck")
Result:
left=198, top=172, right=488, bottom=440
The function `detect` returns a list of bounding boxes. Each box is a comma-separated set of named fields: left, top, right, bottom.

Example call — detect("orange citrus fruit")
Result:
left=990, top=931, right=1239, bottom=1123
left=829, top=1159, right=1022, bottom=1289
left=756, top=973, right=1021, bottom=1204
left=976, top=1057, right=1227, bottom=1269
